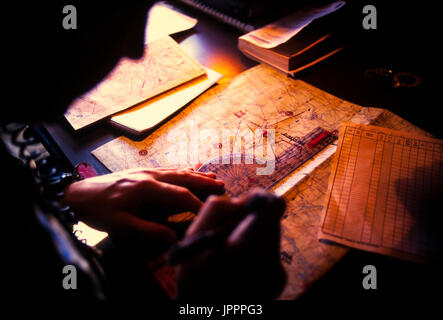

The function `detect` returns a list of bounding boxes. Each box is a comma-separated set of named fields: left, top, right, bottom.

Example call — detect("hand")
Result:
left=176, top=189, right=287, bottom=299
left=62, top=168, right=225, bottom=255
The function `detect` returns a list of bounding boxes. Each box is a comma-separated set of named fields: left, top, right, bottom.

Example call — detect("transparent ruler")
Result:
left=198, top=127, right=337, bottom=196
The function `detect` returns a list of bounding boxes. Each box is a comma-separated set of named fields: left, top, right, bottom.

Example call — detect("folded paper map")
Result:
left=64, top=36, right=205, bottom=130
left=110, top=68, right=222, bottom=134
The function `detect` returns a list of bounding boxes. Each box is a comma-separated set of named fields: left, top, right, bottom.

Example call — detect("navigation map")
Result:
left=65, top=36, right=205, bottom=130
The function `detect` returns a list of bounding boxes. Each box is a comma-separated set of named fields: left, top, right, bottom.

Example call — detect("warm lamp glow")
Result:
left=73, top=222, right=108, bottom=247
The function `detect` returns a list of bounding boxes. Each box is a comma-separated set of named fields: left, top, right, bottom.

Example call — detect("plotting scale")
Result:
left=198, top=127, right=337, bottom=196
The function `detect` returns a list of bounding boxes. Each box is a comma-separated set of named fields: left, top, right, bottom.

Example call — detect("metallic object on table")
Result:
left=364, top=67, right=422, bottom=88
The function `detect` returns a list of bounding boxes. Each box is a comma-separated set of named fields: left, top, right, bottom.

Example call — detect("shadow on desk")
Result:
left=297, top=249, right=443, bottom=303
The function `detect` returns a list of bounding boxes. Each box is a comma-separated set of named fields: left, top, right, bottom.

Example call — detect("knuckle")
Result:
left=205, top=195, right=226, bottom=207
left=140, top=168, right=156, bottom=177
left=178, top=169, right=192, bottom=177
left=135, top=177, right=156, bottom=189
left=115, top=177, right=137, bottom=188
left=176, top=186, right=192, bottom=197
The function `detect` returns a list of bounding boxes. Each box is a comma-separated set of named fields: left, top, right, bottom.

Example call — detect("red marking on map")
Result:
left=139, top=149, right=148, bottom=156
left=234, top=111, right=246, bottom=118
left=195, top=163, right=203, bottom=171
left=76, top=162, right=98, bottom=179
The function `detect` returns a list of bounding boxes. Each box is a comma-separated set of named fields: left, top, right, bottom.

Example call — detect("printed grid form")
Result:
left=321, top=124, right=443, bottom=260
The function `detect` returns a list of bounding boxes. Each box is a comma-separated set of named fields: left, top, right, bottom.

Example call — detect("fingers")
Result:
left=179, top=190, right=287, bottom=299
left=225, top=190, right=287, bottom=298
left=190, top=171, right=217, bottom=179
left=122, top=168, right=222, bottom=196
left=184, top=167, right=217, bottom=178
left=227, top=190, right=285, bottom=249
left=227, top=193, right=285, bottom=255
left=125, top=167, right=216, bottom=179
left=185, top=195, right=248, bottom=236
left=153, top=169, right=225, bottom=195
left=187, top=189, right=284, bottom=236
left=135, top=179, right=203, bottom=213
left=187, top=189, right=286, bottom=254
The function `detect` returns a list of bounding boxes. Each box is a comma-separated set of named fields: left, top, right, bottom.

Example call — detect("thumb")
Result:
left=226, top=191, right=287, bottom=298
left=227, top=191, right=285, bottom=252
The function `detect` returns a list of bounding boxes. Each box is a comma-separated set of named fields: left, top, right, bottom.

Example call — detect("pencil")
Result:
left=166, top=191, right=279, bottom=265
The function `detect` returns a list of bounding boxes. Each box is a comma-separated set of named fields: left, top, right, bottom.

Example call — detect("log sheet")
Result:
left=319, top=122, right=443, bottom=263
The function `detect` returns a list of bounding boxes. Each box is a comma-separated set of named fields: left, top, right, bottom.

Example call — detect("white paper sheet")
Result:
left=239, top=1, right=345, bottom=49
